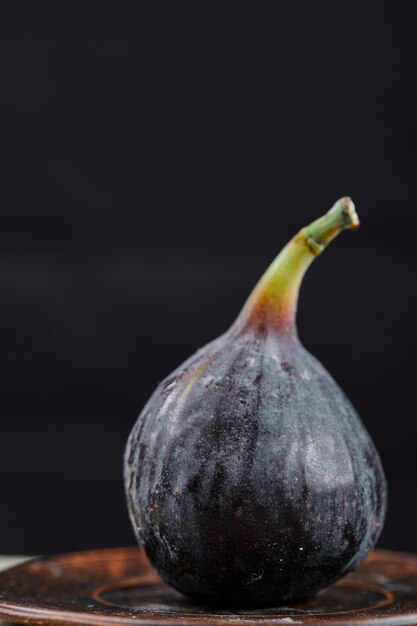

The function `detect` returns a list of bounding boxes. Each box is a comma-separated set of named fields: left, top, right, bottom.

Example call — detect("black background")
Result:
left=1, top=1, right=416, bottom=556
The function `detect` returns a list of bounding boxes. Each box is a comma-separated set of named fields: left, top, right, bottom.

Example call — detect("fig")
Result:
left=124, top=197, right=387, bottom=607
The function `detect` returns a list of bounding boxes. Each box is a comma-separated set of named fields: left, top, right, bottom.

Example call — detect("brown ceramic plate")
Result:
left=0, top=548, right=417, bottom=626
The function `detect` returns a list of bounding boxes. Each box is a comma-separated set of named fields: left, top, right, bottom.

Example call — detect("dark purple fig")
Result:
left=124, top=198, right=387, bottom=607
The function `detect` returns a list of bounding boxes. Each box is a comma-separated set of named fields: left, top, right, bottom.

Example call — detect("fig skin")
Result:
left=124, top=198, right=387, bottom=607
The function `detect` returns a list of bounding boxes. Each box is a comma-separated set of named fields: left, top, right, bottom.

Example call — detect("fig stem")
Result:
left=237, top=197, right=359, bottom=332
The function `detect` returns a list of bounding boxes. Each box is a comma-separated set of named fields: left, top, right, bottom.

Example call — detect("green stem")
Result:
left=236, top=197, right=359, bottom=332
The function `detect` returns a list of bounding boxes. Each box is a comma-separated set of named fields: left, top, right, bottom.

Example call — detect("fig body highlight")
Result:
left=124, top=198, right=387, bottom=607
